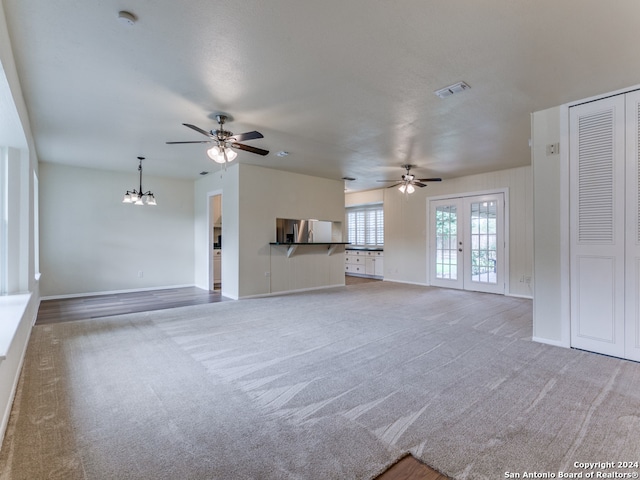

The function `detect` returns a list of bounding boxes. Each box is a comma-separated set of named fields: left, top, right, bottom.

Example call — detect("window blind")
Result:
left=347, top=205, right=383, bottom=247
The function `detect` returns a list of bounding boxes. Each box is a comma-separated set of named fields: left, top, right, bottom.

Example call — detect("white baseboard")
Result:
left=41, top=284, right=197, bottom=301
left=532, top=336, right=570, bottom=348
left=507, top=293, right=533, bottom=300
left=382, top=278, right=429, bottom=287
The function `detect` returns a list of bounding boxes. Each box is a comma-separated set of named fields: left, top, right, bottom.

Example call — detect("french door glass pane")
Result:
left=470, top=200, right=497, bottom=284
left=435, top=205, right=457, bottom=279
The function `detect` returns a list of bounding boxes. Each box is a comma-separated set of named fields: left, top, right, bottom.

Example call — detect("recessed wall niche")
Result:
left=275, top=218, right=341, bottom=243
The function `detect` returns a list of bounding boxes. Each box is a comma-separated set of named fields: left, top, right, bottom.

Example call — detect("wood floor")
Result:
left=377, top=455, right=449, bottom=480
left=35, top=278, right=448, bottom=479
left=36, top=286, right=226, bottom=324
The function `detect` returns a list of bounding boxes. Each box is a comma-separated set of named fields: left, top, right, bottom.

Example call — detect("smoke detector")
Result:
left=118, top=11, right=137, bottom=26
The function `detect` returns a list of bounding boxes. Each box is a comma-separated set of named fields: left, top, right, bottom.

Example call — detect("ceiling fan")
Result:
left=166, top=114, right=269, bottom=164
left=377, top=164, right=442, bottom=194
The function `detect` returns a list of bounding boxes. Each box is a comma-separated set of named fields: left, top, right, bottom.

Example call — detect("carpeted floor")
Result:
left=1, top=282, right=639, bottom=479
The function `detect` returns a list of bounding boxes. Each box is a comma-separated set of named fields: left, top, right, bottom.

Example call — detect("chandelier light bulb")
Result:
left=225, top=148, right=237, bottom=161
left=398, top=183, right=415, bottom=194
left=207, top=145, right=221, bottom=160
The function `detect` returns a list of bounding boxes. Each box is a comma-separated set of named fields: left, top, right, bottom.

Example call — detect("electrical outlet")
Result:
left=138, top=270, right=143, bottom=278
left=525, top=275, right=531, bottom=284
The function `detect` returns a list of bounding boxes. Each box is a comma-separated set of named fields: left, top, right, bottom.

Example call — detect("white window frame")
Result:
left=0, top=147, right=7, bottom=294
left=347, top=204, right=384, bottom=248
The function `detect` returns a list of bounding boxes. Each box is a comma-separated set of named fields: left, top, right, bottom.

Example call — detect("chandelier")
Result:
left=122, top=157, right=156, bottom=205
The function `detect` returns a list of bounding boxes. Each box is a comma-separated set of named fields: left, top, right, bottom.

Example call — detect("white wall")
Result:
left=39, top=163, right=195, bottom=297
left=530, top=86, right=640, bottom=347
left=194, top=164, right=345, bottom=299
left=531, top=106, right=566, bottom=345
left=347, top=165, right=533, bottom=297
left=193, top=167, right=237, bottom=297
left=0, top=0, right=40, bottom=447
left=345, top=189, right=383, bottom=207
left=239, top=164, right=345, bottom=297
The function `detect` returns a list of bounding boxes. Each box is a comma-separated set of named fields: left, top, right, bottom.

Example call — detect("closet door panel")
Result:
left=575, top=255, right=617, bottom=342
left=570, top=95, right=626, bottom=358
left=625, top=90, right=640, bottom=361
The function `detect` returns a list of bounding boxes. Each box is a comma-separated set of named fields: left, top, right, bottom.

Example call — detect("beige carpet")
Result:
left=1, top=282, right=639, bottom=479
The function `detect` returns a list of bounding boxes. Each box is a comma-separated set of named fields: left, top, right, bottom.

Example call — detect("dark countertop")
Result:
left=270, top=242, right=350, bottom=245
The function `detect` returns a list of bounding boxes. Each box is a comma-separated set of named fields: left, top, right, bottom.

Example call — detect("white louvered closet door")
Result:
left=625, top=91, right=640, bottom=362
left=570, top=95, right=626, bottom=358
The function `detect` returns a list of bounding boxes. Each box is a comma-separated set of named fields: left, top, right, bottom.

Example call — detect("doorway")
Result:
left=209, top=193, right=222, bottom=291
left=428, top=192, right=506, bottom=294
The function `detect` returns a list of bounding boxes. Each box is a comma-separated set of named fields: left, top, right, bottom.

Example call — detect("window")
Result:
left=347, top=204, right=383, bottom=247
left=0, top=148, right=6, bottom=294
left=33, top=172, right=39, bottom=278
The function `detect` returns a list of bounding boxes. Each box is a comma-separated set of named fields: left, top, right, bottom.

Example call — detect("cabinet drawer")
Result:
left=345, top=265, right=364, bottom=273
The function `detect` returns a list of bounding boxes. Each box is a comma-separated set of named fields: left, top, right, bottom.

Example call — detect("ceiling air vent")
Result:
left=434, top=81, right=470, bottom=99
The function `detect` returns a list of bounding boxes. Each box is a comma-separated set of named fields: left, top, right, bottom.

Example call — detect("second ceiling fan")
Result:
left=166, top=114, right=269, bottom=164
left=377, top=164, right=442, bottom=194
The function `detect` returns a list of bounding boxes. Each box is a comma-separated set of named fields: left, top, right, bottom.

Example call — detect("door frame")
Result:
left=426, top=188, right=510, bottom=294
left=207, top=189, right=223, bottom=291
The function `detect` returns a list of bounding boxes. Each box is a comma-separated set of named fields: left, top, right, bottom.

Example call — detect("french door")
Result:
left=429, top=193, right=505, bottom=294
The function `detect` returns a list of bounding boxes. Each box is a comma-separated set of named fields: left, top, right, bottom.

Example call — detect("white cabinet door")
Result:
left=365, top=257, right=375, bottom=276
left=213, top=250, right=221, bottom=285
left=374, top=256, right=384, bottom=277
left=570, top=95, right=626, bottom=358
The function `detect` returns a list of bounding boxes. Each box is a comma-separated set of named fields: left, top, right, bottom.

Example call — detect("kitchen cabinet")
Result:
left=213, top=249, right=221, bottom=286
left=345, top=250, right=383, bottom=278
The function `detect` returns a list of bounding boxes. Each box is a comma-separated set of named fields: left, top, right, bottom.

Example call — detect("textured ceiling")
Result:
left=3, top=0, right=640, bottom=191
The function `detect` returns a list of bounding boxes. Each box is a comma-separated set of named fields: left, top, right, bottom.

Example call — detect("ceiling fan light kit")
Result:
left=122, top=157, right=156, bottom=205
left=398, top=183, right=415, bottom=194
left=167, top=114, right=269, bottom=165
left=207, top=145, right=237, bottom=164
left=376, top=164, right=442, bottom=195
